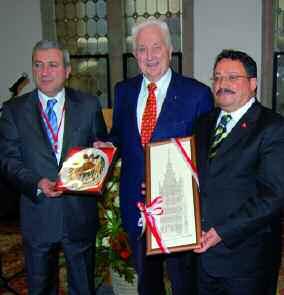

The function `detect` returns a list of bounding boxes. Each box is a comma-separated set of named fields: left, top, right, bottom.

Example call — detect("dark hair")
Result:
left=213, top=49, right=257, bottom=78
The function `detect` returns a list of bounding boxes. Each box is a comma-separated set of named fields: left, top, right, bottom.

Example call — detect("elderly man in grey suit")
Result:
left=0, top=40, right=107, bottom=295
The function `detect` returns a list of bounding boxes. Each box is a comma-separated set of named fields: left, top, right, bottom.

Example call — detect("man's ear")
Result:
left=168, top=46, right=173, bottom=61
left=65, top=65, right=71, bottom=79
left=249, top=77, right=257, bottom=93
left=133, top=50, right=137, bottom=60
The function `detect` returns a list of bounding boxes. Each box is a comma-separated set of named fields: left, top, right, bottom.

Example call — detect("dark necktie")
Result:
left=209, top=113, right=232, bottom=159
left=141, top=83, right=157, bottom=146
left=45, top=99, right=58, bottom=148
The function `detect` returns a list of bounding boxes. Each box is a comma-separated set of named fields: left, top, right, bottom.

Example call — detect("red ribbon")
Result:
left=39, top=101, right=65, bottom=153
left=172, top=138, right=199, bottom=187
left=137, top=196, right=170, bottom=254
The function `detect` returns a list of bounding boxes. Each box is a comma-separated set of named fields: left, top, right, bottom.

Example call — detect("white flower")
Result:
left=106, top=182, right=113, bottom=190
left=115, top=159, right=122, bottom=168
left=109, top=182, right=118, bottom=192
left=102, top=236, right=110, bottom=247
left=105, top=210, right=113, bottom=220
left=113, top=195, right=120, bottom=207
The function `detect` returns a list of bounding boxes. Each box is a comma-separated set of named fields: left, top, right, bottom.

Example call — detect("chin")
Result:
left=147, top=72, right=162, bottom=82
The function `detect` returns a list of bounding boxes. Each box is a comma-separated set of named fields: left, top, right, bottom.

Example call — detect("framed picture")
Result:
left=145, top=136, right=201, bottom=255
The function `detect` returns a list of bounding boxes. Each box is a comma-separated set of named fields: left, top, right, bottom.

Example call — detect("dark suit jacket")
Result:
left=0, top=88, right=107, bottom=243
left=110, top=71, right=214, bottom=240
left=195, top=101, right=284, bottom=277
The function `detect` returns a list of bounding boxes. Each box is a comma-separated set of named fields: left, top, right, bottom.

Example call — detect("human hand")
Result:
left=38, top=178, right=62, bottom=198
left=93, top=141, right=114, bottom=148
left=193, top=228, right=221, bottom=253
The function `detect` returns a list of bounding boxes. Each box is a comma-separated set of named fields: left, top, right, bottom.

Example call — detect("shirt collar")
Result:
left=220, top=97, right=256, bottom=123
left=143, top=68, right=172, bottom=91
left=38, top=88, right=65, bottom=108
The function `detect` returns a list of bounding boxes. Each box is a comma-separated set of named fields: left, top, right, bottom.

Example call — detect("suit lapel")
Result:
left=129, top=75, right=143, bottom=128
left=152, top=72, right=183, bottom=140
left=59, top=90, right=81, bottom=167
left=211, top=102, right=261, bottom=162
left=198, top=110, right=219, bottom=178
left=25, top=90, right=58, bottom=163
left=127, top=75, right=144, bottom=147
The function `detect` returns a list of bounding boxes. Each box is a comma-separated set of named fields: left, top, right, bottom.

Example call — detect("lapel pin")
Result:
left=241, top=122, right=247, bottom=128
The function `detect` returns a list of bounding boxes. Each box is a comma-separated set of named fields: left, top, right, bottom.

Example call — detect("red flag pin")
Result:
left=241, top=122, right=247, bottom=128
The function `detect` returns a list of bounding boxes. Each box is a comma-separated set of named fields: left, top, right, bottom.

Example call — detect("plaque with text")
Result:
left=145, top=137, right=201, bottom=255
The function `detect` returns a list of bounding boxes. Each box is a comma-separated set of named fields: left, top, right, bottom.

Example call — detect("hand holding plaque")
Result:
left=56, top=146, right=117, bottom=194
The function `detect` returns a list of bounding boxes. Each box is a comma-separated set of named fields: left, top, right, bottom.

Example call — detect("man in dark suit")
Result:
left=110, top=20, right=213, bottom=295
left=194, top=49, right=284, bottom=295
left=0, top=40, right=107, bottom=295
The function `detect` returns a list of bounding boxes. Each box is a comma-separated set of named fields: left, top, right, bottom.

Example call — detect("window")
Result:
left=55, top=0, right=110, bottom=107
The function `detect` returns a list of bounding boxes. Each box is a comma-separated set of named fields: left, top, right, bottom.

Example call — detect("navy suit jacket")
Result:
left=0, top=88, right=107, bottom=243
left=195, top=101, right=284, bottom=277
left=110, top=71, right=214, bottom=240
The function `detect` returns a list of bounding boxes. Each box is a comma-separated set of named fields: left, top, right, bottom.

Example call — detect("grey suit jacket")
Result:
left=0, top=88, right=107, bottom=243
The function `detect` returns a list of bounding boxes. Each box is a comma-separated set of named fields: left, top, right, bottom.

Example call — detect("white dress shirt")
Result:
left=216, top=97, right=256, bottom=135
left=38, top=89, right=66, bottom=163
left=136, top=68, right=172, bottom=133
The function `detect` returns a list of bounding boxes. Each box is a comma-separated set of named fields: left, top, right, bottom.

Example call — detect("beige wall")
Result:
left=0, top=0, right=42, bottom=103
left=193, top=0, right=262, bottom=95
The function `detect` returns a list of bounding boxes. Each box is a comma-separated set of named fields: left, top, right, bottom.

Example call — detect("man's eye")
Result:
left=49, top=63, right=58, bottom=67
left=33, top=63, right=42, bottom=68
left=137, top=47, right=145, bottom=53
left=212, top=76, right=221, bottom=82
left=228, top=76, right=238, bottom=82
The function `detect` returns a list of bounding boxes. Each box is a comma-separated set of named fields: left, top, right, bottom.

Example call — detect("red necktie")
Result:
left=141, top=82, right=157, bottom=146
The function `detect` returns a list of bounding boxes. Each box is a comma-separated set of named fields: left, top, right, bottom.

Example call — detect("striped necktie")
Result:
left=209, top=114, right=232, bottom=159
left=45, top=98, right=58, bottom=147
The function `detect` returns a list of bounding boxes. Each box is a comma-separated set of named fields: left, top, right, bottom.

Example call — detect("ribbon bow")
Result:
left=137, top=196, right=170, bottom=254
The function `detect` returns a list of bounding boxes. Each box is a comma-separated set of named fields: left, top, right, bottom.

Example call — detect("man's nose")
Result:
left=146, top=48, right=153, bottom=60
left=41, top=65, right=51, bottom=75
left=218, top=76, right=231, bottom=87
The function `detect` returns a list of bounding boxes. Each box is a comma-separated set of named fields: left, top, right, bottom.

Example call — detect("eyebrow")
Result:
left=214, top=71, right=244, bottom=75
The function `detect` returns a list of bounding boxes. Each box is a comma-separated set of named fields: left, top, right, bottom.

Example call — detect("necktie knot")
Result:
left=219, top=113, right=232, bottom=129
left=209, top=113, right=232, bottom=159
left=47, top=98, right=57, bottom=109
left=148, top=82, right=157, bottom=93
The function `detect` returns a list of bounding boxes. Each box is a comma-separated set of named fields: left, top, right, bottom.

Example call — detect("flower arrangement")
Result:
left=95, top=159, right=136, bottom=285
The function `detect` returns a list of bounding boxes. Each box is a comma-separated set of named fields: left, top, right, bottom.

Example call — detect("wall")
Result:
left=0, top=1, right=262, bottom=101
left=0, top=0, right=42, bottom=103
left=193, top=0, right=262, bottom=94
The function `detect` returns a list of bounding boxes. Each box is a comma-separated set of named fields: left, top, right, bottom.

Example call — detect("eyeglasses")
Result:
left=210, top=75, right=251, bottom=83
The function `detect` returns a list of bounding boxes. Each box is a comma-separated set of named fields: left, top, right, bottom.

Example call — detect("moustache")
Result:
left=216, top=88, right=235, bottom=96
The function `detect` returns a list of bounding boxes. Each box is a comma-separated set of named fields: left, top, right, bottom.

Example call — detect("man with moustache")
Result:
left=0, top=40, right=107, bottom=294
left=194, top=49, right=284, bottom=295
left=110, top=19, right=213, bottom=295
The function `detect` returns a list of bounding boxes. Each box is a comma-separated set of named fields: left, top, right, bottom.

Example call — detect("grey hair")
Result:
left=32, top=40, right=71, bottom=68
left=132, top=19, right=173, bottom=52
